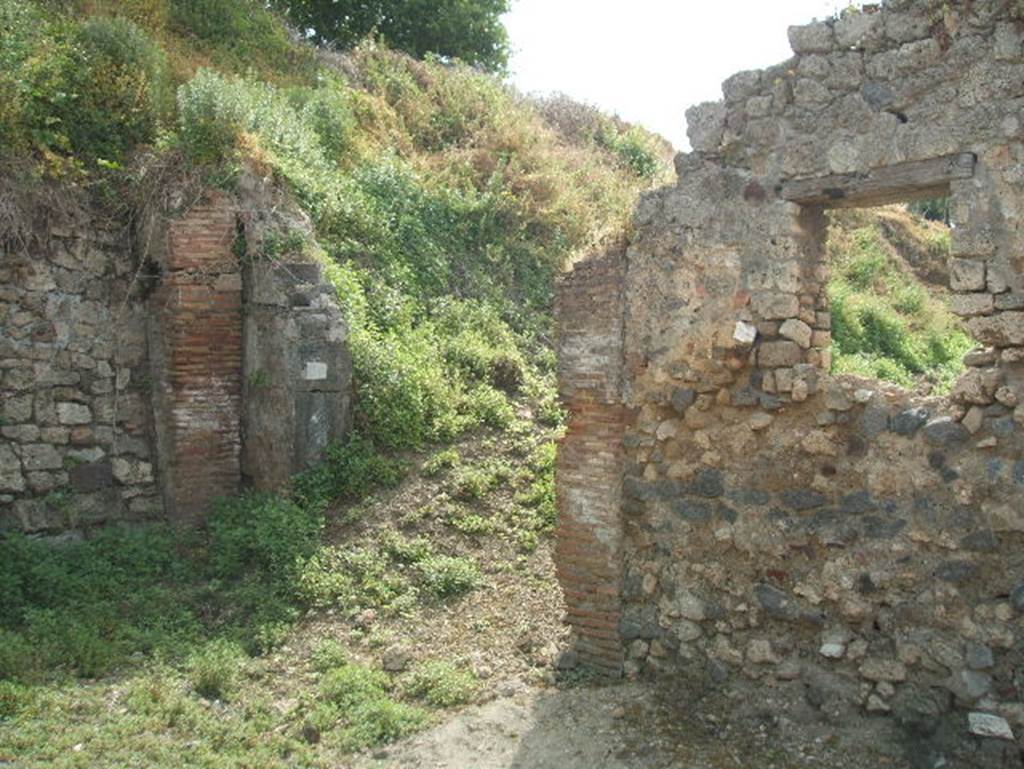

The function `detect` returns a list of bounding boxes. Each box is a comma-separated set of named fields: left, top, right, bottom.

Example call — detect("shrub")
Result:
left=422, top=448, right=460, bottom=477
left=292, top=433, right=404, bottom=512
left=64, top=17, right=170, bottom=162
left=418, top=556, right=480, bottom=600
left=401, top=660, right=477, bottom=707
left=297, top=545, right=416, bottom=614
left=208, top=492, right=323, bottom=583
left=0, top=629, right=34, bottom=681
left=310, top=639, right=348, bottom=673
left=0, top=680, right=29, bottom=720
left=0, top=9, right=169, bottom=166
left=187, top=638, right=246, bottom=700
left=320, top=663, right=390, bottom=712
left=169, top=0, right=315, bottom=81
left=338, top=697, right=427, bottom=751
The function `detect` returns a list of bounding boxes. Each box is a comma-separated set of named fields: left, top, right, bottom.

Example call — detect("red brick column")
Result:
left=554, top=252, right=630, bottom=675
left=151, top=192, right=242, bottom=520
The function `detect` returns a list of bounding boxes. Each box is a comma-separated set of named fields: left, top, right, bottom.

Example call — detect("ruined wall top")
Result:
left=686, top=0, right=1024, bottom=181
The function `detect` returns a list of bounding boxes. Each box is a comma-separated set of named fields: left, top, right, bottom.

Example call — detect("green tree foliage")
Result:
left=272, top=0, right=511, bottom=71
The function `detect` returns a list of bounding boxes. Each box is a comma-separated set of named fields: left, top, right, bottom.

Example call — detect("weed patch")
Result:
left=401, top=660, right=477, bottom=707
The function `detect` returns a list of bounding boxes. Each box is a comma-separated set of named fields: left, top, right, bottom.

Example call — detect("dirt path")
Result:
left=353, top=676, right=1021, bottom=769
left=352, top=680, right=907, bottom=769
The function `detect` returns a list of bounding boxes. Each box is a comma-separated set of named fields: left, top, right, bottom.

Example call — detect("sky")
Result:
left=503, top=1, right=849, bottom=150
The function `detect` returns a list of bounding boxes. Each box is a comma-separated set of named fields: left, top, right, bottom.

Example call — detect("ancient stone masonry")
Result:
left=1, top=178, right=351, bottom=532
left=0, top=205, right=160, bottom=532
left=557, top=0, right=1024, bottom=752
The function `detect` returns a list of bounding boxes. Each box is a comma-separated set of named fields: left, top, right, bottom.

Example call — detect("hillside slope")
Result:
left=0, top=2, right=670, bottom=765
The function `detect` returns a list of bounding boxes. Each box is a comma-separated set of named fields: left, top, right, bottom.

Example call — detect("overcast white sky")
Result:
left=503, top=1, right=849, bottom=149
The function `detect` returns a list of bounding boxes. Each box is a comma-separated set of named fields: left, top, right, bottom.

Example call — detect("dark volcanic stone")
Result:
left=671, top=388, right=697, bottom=413
left=729, top=487, right=771, bottom=505
left=859, top=405, right=890, bottom=438
left=781, top=488, right=828, bottom=511
left=754, top=583, right=798, bottom=621
left=1010, top=584, right=1024, bottom=612
left=934, top=560, right=977, bottom=584
left=688, top=468, right=724, bottom=498
left=922, top=417, right=969, bottom=447
left=990, top=417, right=1016, bottom=437
left=863, top=516, right=906, bottom=539
left=674, top=498, right=713, bottom=521
left=839, top=490, right=876, bottom=515
left=961, top=530, right=999, bottom=553
left=862, top=81, right=894, bottom=110
left=619, top=605, right=660, bottom=640
left=69, top=459, right=113, bottom=493
left=716, top=503, right=739, bottom=523
left=891, top=407, right=930, bottom=437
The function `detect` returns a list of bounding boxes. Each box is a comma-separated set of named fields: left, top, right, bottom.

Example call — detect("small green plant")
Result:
left=0, top=629, right=33, bottom=681
left=247, top=369, right=269, bottom=389
left=401, top=660, right=477, bottom=707
left=318, top=662, right=428, bottom=750
left=446, top=511, right=494, bottom=536
left=186, top=638, right=246, bottom=700
left=422, top=448, right=460, bottom=477
left=292, top=433, right=404, bottom=512
left=207, top=492, right=322, bottom=583
left=310, top=639, right=348, bottom=673
left=418, top=555, right=481, bottom=600
left=0, top=680, right=29, bottom=719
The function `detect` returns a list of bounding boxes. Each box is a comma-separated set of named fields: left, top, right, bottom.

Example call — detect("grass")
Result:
left=0, top=1, right=656, bottom=765
left=827, top=206, right=975, bottom=394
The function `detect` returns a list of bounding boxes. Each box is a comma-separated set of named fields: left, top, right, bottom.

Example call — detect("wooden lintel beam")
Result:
left=780, top=152, right=976, bottom=208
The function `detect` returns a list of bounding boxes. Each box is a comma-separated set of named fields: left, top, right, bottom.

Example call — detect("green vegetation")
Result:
left=401, top=660, right=478, bottom=707
left=272, top=0, right=512, bottom=72
left=827, top=206, right=974, bottom=393
left=0, top=1, right=668, bottom=765
left=317, top=662, right=427, bottom=750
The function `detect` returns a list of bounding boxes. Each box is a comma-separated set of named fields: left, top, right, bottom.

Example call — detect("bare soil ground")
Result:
left=354, top=676, right=1020, bottom=769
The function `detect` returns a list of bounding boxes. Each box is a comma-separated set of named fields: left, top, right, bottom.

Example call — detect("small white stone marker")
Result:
left=304, top=361, right=328, bottom=380
left=733, top=321, right=758, bottom=345
left=968, top=712, right=1015, bottom=741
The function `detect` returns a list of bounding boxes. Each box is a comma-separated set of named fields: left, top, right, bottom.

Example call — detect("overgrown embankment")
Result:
left=0, top=1, right=668, bottom=764
left=827, top=205, right=974, bottom=394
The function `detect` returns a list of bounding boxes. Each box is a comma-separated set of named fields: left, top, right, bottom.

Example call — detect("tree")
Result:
left=273, top=0, right=511, bottom=72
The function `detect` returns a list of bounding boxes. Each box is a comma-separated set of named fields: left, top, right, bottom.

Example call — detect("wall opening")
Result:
left=824, top=200, right=977, bottom=396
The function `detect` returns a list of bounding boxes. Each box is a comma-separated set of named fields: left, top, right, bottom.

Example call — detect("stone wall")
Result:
left=0, top=205, right=160, bottom=532
left=243, top=259, right=351, bottom=491
left=556, top=0, right=1024, bottom=747
left=1, top=179, right=351, bottom=533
